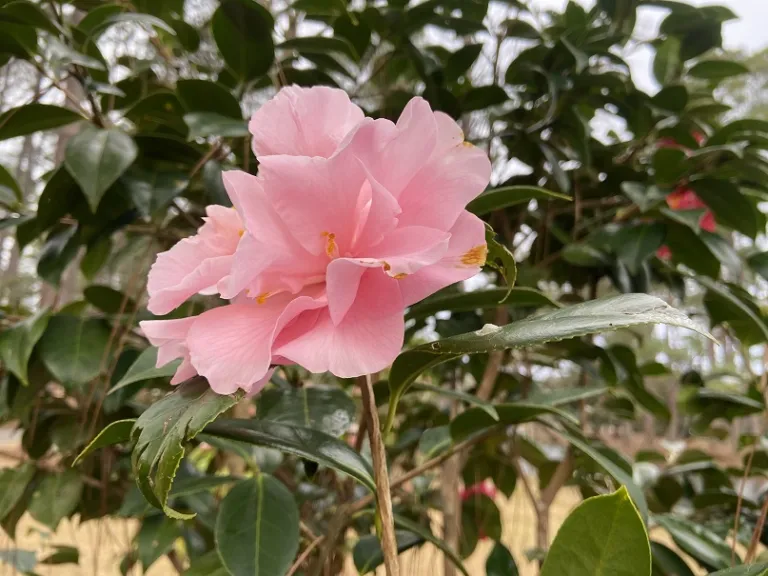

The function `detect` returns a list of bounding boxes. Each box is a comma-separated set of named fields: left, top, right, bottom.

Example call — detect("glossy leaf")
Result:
left=256, top=386, right=356, bottom=437
left=651, top=541, right=695, bottom=576
left=541, top=487, right=650, bottom=576
left=279, top=36, right=357, bottom=60
left=654, top=515, right=735, bottom=570
left=389, top=294, right=711, bottom=423
left=0, top=463, right=36, bottom=521
left=0, top=104, right=84, bottom=142
left=0, top=310, right=49, bottom=385
left=122, top=167, right=189, bottom=217
left=176, top=79, right=242, bottom=119
left=354, top=531, right=424, bottom=574
left=467, top=186, right=571, bottom=216
left=183, top=112, right=249, bottom=139
left=64, top=127, right=138, bottom=212
left=73, top=419, right=135, bottom=465
left=205, top=419, right=375, bottom=491
left=212, top=0, right=275, bottom=80
left=391, top=514, right=469, bottom=575
left=109, top=348, right=179, bottom=395
left=406, top=287, right=559, bottom=321
left=451, top=402, right=576, bottom=442
left=131, top=378, right=242, bottom=519
left=28, top=470, right=83, bottom=530
left=486, top=542, right=519, bottom=576
left=215, top=475, right=299, bottom=576
left=38, top=315, right=111, bottom=388
left=688, top=59, right=749, bottom=80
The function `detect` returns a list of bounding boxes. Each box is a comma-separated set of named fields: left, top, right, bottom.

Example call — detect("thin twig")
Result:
left=746, top=492, right=768, bottom=562
left=287, top=534, right=324, bottom=576
left=733, top=442, right=757, bottom=565
left=359, top=373, right=399, bottom=576
left=190, top=142, right=223, bottom=178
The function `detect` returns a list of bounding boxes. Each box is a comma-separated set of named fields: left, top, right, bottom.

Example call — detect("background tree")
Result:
left=0, top=0, right=767, bottom=575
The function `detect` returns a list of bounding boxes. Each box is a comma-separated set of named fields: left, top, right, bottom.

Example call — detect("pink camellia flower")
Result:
left=459, top=480, right=497, bottom=502
left=656, top=185, right=716, bottom=260
left=140, top=86, right=491, bottom=394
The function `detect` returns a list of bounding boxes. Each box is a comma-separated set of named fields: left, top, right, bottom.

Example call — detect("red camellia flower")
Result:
left=657, top=185, right=716, bottom=259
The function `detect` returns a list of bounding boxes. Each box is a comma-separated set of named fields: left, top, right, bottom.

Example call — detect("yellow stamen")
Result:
left=256, top=292, right=272, bottom=304
left=321, top=231, right=337, bottom=258
left=394, top=273, right=408, bottom=280
left=460, top=244, right=488, bottom=267
left=383, top=262, right=391, bottom=272
left=238, top=229, right=245, bottom=237
left=462, top=141, right=474, bottom=148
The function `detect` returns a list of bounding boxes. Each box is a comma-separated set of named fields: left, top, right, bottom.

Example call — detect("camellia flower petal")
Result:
left=142, top=85, right=491, bottom=393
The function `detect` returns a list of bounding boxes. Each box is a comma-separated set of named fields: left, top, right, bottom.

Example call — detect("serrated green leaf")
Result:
left=131, top=378, right=242, bottom=519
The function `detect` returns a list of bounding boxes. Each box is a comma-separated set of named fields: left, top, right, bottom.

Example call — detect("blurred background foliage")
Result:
left=0, top=0, right=767, bottom=574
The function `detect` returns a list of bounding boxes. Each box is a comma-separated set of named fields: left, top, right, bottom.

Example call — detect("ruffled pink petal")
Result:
left=187, top=293, right=324, bottom=394
left=344, top=99, right=437, bottom=200
left=396, top=137, right=491, bottom=232
left=140, top=317, right=197, bottom=385
left=259, top=152, right=386, bottom=257
left=398, top=211, right=487, bottom=306
left=274, top=270, right=404, bottom=378
left=249, top=86, right=365, bottom=158
left=220, top=170, right=325, bottom=299
left=146, top=206, right=242, bottom=315
left=364, top=226, right=450, bottom=277
left=326, top=259, right=366, bottom=326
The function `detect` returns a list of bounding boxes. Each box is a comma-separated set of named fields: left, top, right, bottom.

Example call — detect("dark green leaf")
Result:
left=0, top=104, right=83, bottom=142
left=654, top=515, right=734, bottom=570
left=40, top=546, right=79, bottom=566
left=279, top=36, right=357, bottom=60
left=109, top=348, right=179, bottom=395
left=183, top=112, right=248, bottom=139
left=467, top=186, right=571, bottom=215
left=205, top=419, right=375, bottom=491
left=450, top=402, right=576, bottom=442
left=257, top=386, right=355, bottom=437
left=73, top=419, right=135, bottom=465
left=0, top=310, right=49, bottom=385
left=688, top=59, right=749, bottom=80
left=461, top=493, right=502, bottom=556
left=64, top=127, right=138, bottom=212
left=0, top=463, right=35, bottom=521
left=486, top=542, right=519, bottom=576
left=708, top=565, right=768, bottom=576
left=462, top=86, right=508, bottom=111
left=354, top=531, right=424, bottom=574
left=212, top=0, right=275, bottom=80
left=84, top=285, right=135, bottom=314
left=611, top=223, right=666, bottom=274
left=136, top=514, right=180, bottom=570
left=131, top=378, right=242, bottom=519
left=690, top=179, right=759, bottom=238
left=503, top=19, right=539, bottom=38
left=562, top=243, right=611, bottom=267
left=215, top=475, right=299, bottom=576
left=176, top=79, right=241, bottom=119
left=81, top=236, right=112, bottom=280
left=445, top=43, right=483, bottom=83
left=0, top=0, right=61, bottom=34
left=38, top=315, right=111, bottom=388
left=407, top=287, right=559, bottom=322
left=0, top=22, right=36, bottom=59
left=38, top=225, right=80, bottom=286
left=28, top=470, right=83, bottom=530
left=653, top=37, right=682, bottom=85
left=541, top=487, right=650, bottom=576
left=170, top=18, right=200, bottom=52
left=121, top=167, right=189, bottom=216
left=556, top=427, right=648, bottom=521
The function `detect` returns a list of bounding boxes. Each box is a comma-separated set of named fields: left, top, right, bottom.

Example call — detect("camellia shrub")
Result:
left=0, top=0, right=767, bottom=575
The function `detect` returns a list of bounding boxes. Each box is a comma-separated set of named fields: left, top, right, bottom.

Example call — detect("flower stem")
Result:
left=359, top=374, right=400, bottom=576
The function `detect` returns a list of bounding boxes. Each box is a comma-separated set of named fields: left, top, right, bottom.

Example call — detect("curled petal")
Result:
left=139, top=317, right=197, bottom=385
left=146, top=206, right=242, bottom=315
left=187, top=292, right=325, bottom=394
left=275, top=270, right=404, bottom=378
left=398, top=211, right=487, bottom=307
